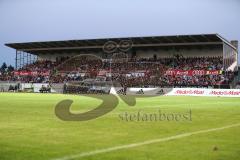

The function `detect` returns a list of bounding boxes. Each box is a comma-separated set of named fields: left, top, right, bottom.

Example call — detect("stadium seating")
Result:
left=2, top=56, right=236, bottom=89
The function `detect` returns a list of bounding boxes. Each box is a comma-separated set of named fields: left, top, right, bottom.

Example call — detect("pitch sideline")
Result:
left=52, top=123, right=240, bottom=160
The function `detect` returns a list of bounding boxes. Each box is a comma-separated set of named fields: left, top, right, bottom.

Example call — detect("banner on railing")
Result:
left=165, top=70, right=222, bottom=76
left=14, top=71, right=50, bottom=76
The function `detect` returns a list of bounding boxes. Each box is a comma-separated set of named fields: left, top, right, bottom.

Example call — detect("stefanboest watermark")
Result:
left=119, top=110, right=192, bottom=122
left=53, top=40, right=192, bottom=122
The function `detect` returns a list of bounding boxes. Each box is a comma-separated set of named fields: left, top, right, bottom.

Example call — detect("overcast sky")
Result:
left=0, top=0, right=239, bottom=66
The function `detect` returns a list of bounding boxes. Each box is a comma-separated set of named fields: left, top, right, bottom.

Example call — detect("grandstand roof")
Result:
left=5, top=34, right=237, bottom=55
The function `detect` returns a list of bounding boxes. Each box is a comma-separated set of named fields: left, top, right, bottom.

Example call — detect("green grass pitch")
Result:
left=0, top=93, right=240, bottom=160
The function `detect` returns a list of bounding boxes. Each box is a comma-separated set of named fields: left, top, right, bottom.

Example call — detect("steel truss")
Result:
left=15, top=50, right=38, bottom=69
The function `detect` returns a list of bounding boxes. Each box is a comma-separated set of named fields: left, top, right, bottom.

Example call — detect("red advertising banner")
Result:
left=14, top=71, right=50, bottom=76
left=165, top=70, right=222, bottom=76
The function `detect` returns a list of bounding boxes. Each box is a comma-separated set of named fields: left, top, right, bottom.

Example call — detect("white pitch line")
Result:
left=52, top=123, right=240, bottom=160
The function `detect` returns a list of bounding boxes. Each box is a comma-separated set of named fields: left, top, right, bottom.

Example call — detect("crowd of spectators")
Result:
left=12, top=60, right=58, bottom=83
left=0, top=56, right=236, bottom=88
left=105, top=56, right=232, bottom=88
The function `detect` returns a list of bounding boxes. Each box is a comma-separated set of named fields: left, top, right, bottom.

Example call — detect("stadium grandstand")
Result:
left=1, top=33, right=239, bottom=94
